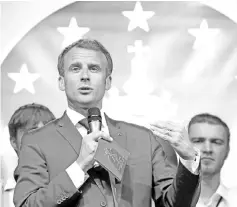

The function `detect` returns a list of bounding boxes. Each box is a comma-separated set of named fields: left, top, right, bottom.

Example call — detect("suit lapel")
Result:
left=56, top=112, right=83, bottom=155
left=104, top=114, right=127, bottom=151
left=105, top=114, right=128, bottom=204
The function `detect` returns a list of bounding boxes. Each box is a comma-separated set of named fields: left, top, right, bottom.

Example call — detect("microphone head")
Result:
left=88, top=107, right=102, bottom=123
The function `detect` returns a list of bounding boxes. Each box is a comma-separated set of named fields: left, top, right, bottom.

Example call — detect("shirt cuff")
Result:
left=66, top=161, right=86, bottom=189
left=179, top=148, right=200, bottom=175
left=4, top=178, right=16, bottom=191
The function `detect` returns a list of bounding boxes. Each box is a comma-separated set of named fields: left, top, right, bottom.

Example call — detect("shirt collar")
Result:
left=206, top=182, right=229, bottom=206
left=67, top=107, right=85, bottom=125
left=215, top=182, right=229, bottom=201
left=66, top=107, right=107, bottom=128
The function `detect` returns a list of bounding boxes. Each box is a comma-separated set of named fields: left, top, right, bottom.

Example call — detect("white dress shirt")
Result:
left=197, top=183, right=237, bottom=207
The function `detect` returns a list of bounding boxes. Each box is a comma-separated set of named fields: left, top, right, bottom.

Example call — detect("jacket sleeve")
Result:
left=151, top=131, right=201, bottom=207
left=13, top=140, right=81, bottom=207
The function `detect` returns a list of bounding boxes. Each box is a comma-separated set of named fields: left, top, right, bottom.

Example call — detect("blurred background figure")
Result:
left=2, top=103, right=55, bottom=207
left=188, top=113, right=237, bottom=207
left=8, top=103, right=55, bottom=156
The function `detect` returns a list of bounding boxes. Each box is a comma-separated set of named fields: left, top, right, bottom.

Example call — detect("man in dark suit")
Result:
left=14, top=38, right=201, bottom=207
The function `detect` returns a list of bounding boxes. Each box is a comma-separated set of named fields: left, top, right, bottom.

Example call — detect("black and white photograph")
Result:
left=1, top=1, right=237, bottom=207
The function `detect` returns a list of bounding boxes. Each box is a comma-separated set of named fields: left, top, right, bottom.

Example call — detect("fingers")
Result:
left=150, top=123, right=183, bottom=144
left=150, top=120, right=184, bottom=132
left=87, top=131, right=113, bottom=142
left=150, top=125, right=173, bottom=142
left=150, top=126, right=169, bottom=141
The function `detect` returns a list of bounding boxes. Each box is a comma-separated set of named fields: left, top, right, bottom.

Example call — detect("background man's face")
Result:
left=189, top=123, right=229, bottom=176
left=59, top=47, right=111, bottom=109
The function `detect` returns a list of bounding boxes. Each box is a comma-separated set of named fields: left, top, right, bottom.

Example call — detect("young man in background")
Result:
left=2, top=103, right=55, bottom=207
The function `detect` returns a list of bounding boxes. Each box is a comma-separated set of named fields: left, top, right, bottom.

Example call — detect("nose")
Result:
left=202, top=141, right=213, bottom=154
left=80, top=67, right=90, bottom=82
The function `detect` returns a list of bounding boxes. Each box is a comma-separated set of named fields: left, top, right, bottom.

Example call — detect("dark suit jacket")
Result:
left=14, top=112, right=200, bottom=207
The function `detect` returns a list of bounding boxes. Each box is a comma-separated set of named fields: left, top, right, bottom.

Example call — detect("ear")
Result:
left=58, top=76, right=65, bottom=91
left=10, top=137, right=18, bottom=154
left=105, top=75, right=112, bottom=91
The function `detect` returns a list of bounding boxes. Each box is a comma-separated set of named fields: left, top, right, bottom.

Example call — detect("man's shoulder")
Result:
left=228, top=186, right=237, bottom=196
left=28, top=118, right=58, bottom=135
left=225, top=186, right=237, bottom=204
left=218, top=184, right=237, bottom=202
left=109, top=116, right=151, bottom=134
left=22, top=117, right=61, bottom=145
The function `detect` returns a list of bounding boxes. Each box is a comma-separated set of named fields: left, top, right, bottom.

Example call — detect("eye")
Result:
left=71, top=66, right=80, bottom=71
left=212, top=139, right=223, bottom=145
left=68, top=64, right=81, bottom=72
left=191, top=138, right=203, bottom=144
left=89, top=65, right=100, bottom=72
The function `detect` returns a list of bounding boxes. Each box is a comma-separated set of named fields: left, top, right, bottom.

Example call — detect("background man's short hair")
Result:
left=57, top=38, right=113, bottom=77
left=8, top=103, right=55, bottom=140
left=188, top=113, right=230, bottom=143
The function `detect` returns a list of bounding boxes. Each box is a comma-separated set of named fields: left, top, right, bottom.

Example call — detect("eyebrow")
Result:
left=190, top=137, right=225, bottom=142
left=190, top=137, right=205, bottom=141
left=69, top=62, right=101, bottom=68
left=87, top=63, right=101, bottom=68
left=69, top=62, right=82, bottom=67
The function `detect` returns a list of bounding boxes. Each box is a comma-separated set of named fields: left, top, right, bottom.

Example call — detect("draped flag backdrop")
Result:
left=1, top=1, right=237, bottom=188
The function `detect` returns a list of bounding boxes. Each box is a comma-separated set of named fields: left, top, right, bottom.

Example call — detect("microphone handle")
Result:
left=88, top=120, right=102, bottom=133
left=88, top=120, right=102, bottom=168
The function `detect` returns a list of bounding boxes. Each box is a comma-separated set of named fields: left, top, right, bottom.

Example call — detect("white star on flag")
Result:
left=8, top=64, right=40, bottom=94
left=122, top=1, right=155, bottom=32
left=188, top=19, right=220, bottom=50
left=57, top=17, right=90, bottom=48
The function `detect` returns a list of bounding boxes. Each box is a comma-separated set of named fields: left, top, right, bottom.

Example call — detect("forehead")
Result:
left=64, top=47, right=107, bottom=67
left=189, top=123, right=228, bottom=140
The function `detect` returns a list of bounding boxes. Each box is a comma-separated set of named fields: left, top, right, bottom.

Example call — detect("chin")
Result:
left=78, top=99, right=97, bottom=107
left=202, top=166, right=217, bottom=175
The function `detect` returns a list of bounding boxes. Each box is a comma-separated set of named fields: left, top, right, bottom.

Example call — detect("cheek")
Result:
left=216, top=149, right=228, bottom=160
left=65, top=77, right=78, bottom=90
left=94, top=77, right=107, bottom=90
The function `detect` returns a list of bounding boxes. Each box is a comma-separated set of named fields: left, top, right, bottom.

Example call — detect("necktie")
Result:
left=78, top=118, right=90, bottom=134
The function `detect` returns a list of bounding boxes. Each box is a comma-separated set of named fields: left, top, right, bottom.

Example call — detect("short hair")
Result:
left=57, top=38, right=113, bottom=77
left=188, top=113, right=230, bottom=144
left=8, top=103, right=55, bottom=140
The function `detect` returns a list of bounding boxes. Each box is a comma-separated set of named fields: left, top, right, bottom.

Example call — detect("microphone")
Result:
left=87, top=107, right=102, bottom=168
left=87, top=107, right=102, bottom=134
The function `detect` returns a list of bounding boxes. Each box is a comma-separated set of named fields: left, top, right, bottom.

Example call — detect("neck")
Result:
left=68, top=102, right=102, bottom=117
left=200, top=173, right=220, bottom=203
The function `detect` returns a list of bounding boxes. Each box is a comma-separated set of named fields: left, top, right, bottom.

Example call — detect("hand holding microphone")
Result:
left=76, top=108, right=113, bottom=173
